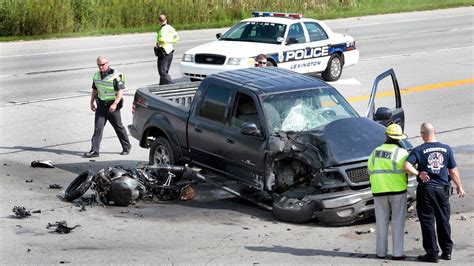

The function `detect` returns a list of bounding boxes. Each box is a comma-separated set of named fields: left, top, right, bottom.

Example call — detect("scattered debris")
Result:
left=32, top=209, right=41, bottom=214
left=25, top=179, right=33, bottom=183
left=121, top=210, right=130, bottom=214
left=407, top=204, right=415, bottom=212
left=458, top=215, right=467, bottom=221
left=16, top=225, right=22, bottom=228
left=242, top=227, right=250, bottom=230
left=414, top=237, right=420, bottom=241
left=49, top=184, right=63, bottom=189
left=46, top=221, right=80, bottom=234
left=405, top=230, right=408, bottom=234
left=3, top=163, right=10, bottom=166
left=12, top=206, right=31, bottom=218
left=286, top=228, right=291, bottom=231
left=27, top=249, right=31, bottom=253
left=179, top=185, right=197, bottom=201
left=78, top=205, right=86, bottom=212
left=31, top=160, right=54, bottom=168
left=333, top=248, right=340, bottom=251
left=134, top=213, right=144, bottom=218
left=355, top=228, right=375, bottom=235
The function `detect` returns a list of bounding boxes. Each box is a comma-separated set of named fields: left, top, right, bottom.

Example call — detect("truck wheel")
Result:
left=64, top=170, right=95, bottom=201
left=272, top=191, right=318, bottom=224
left=149, top=137, right=175, bottom=165
left=321, top=54, right=343, bottom=81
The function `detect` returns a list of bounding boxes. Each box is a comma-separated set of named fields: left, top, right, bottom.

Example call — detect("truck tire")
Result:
left=149, top=137, right=176, bottom=165
left=321, top=54, right=343, bottom=81
left=272, top=191, right=318, bottom=224
left=64, top=170, right=95, bottom=201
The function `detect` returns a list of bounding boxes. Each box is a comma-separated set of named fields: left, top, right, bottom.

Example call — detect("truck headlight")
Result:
left=182, top=54, right=194, bottom=62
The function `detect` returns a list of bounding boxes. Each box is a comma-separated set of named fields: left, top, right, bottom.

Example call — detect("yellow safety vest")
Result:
left=157, top=24, right=179, bottom=54
left=368, top=143, right=408, bottom=196
left=92, top=71, right=124, bottom=101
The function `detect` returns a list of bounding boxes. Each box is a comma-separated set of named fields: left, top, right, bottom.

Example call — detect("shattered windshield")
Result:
left=262, top=88, right=358, bottom=134
left=220, top=21, right=286, bottom=44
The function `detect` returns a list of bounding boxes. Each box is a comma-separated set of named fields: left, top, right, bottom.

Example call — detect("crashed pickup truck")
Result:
left=128, top=67, right=416, bottom=225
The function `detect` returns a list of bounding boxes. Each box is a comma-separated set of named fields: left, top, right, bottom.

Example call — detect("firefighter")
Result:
left=156, top=14, right=179, bottom=85
left=368, top=124, right=409, bottom=260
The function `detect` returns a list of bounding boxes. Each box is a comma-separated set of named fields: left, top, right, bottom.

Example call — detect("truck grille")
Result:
left=346, top=167, right=369, bottom=184
left=195, top=54, right=226, bottom=65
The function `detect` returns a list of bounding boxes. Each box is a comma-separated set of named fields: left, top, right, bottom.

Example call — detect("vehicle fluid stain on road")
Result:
left=346, top=78, right=474, bottom=103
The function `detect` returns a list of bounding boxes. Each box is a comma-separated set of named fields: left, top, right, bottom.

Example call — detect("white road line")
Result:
left=0, top=38, right=214, bottom=58
left=361, top=45, right=474, bottom=61
left=332, top=13, right=471, bottom=29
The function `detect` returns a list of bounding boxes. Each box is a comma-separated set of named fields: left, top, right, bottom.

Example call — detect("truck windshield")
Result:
left=220, top=21, right=286, bottom=44
left=262, top=88, right=358, bottom=134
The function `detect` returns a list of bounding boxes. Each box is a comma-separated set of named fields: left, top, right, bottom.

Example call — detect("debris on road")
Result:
left=25, top=179, right=33, bottom=183
left=31, top=160, right=54, bottom=168
left=355, top=228, right=375, bottom=235
left=458, top=215, right=467, bottom=221
left=32, top=209, right=41, bottom=214
left=49, top=184, right=63, bottom=189
left=46, top=221, right=80, bottom=234
left=12, top=206, right=31, bottom=218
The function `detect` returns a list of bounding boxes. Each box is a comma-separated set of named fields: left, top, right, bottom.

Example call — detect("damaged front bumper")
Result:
left=307, top=177, right=417, bottom=225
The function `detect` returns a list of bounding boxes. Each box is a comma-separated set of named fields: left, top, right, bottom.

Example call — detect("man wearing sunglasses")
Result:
left=84, top=56, right=131, bottom=158
left=255, top=54, right=268, bottom=67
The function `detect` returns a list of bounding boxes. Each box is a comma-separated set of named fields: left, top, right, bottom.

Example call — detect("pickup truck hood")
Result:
left=297, top=117, right=409, bottom=167
left=186, top=40, right=277, bottom=57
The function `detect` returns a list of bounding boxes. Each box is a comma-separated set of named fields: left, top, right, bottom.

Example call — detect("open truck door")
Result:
left=366, top=68, right=405, bottom=129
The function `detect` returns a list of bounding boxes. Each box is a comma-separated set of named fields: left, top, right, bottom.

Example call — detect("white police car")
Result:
left=180, top=12, right=359, bottom=82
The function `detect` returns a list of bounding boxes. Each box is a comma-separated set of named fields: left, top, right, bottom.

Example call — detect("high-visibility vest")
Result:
left=368, top=143, right=408, bottom=196
left=157, top=24, right=179, bottom=54
left=92, top=71, right=124, bottom=101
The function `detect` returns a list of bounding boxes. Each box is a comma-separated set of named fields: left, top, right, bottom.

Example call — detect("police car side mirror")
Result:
left=277, top=37, right=285, bottom=43
left=286, top=37, right=298, bottom=45
left=216, top=33, right=222, bottom=39
left=374, top=107, right=392, bottom=121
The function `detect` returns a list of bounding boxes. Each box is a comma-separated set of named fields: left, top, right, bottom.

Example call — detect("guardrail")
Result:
left=147, top=82, right=200, bottom=108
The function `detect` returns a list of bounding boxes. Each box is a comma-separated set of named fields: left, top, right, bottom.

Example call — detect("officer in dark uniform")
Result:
left=156, top=14, right=179, bottom=85
left=404, top=122, right=465, bottom=262
left=84, top=56, right=131, bottom=158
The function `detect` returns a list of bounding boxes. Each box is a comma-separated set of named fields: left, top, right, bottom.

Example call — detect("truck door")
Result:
left=224, top=91, right=266, bottom=187
left=188, top=82, right=233, bottom=173
left=366, top=68, right=405, bottom=129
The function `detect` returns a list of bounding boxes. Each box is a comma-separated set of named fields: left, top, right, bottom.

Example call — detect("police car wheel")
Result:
left=149, top=137, right=176, bottom=165
left=272, top=192, right=317, bottom=223
left=64, top=170, right=95, bottom=201
left=322, top=54, right=343, bottom=81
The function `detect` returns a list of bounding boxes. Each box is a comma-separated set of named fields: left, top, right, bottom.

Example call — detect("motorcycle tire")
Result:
left=64, top=170, right=95, bottom=201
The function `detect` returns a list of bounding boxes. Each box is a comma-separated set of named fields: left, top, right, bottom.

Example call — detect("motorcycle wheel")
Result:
left=64, top=170, right=95, bottom=201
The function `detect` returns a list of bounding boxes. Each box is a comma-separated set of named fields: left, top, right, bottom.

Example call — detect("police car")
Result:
left=180, top=12, right=359, bottom=82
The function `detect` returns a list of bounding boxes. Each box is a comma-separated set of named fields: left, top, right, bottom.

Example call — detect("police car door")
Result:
left=278, top=22, right=311, bottom=73
left=366, top=69, right=405, bottom=129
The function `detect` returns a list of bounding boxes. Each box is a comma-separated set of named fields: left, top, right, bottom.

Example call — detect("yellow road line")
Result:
left=346, top=78, right=474, bottom=103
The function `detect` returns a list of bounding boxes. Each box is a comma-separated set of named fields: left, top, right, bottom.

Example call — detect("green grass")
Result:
left=1, top=0, right=472, bottom=42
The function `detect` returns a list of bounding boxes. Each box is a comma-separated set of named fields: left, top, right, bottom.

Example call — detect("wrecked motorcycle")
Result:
left=64, top=164, right=195, bottom=206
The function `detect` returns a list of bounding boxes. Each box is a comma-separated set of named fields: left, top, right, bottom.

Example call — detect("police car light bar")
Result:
left=251, top=11, right=303, bottom=19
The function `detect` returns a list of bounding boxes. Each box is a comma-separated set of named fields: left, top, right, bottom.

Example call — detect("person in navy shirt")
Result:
left=404, top=122, right=465, bottom=263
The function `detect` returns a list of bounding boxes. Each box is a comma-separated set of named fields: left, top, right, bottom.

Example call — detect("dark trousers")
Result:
left=91, top=104, right=131, bottom=153
left=157, top=51, right=174, bottom=85
left=416, top=184, right=453, bottom=256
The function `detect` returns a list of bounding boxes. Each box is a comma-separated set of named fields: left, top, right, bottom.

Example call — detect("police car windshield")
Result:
left=262, top=88, right=358, bottom=134
left=220, top=21, right=286, bottom=44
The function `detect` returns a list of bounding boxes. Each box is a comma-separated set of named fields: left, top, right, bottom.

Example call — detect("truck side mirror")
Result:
left=374, top=107, right=392, bottom=121
left=216, top=33, right=222, bottom=39
left=241, top=122, right=261, bottom=137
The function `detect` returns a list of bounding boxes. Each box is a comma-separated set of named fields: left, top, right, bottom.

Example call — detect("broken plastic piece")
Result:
left=179, top=185, right=197, bottom=201
left=31, top=160, right=54, bottom=168
left=32, top=209, right=41, bottom=214
left=46, top=221, right=80, bottom=234
left=49, top=184, right=63, bottom=189
left=12, top=206, right=31, bottom=218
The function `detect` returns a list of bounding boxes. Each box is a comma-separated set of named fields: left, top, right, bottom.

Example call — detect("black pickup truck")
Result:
left=128, top=67, right=416, bottom=225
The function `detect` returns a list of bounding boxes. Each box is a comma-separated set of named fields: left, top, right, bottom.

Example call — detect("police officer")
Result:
left=368, top=124, right=409, bottom=260
left=156, top=14, right=179, bottom=85
left=404, top=122, right=465, bottom=263
left=84, top=56, right=131, bottom=158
